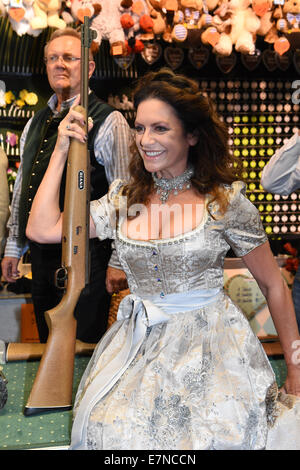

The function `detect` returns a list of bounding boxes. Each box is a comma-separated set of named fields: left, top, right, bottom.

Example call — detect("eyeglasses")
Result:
left=44, top=54, right=81, bottom=65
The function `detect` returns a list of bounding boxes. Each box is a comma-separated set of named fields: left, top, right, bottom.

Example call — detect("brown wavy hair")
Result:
left=122, top=68, right=242, bottom=215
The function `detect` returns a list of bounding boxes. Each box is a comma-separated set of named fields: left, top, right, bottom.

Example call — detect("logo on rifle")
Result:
left=78, top=170, right=85, bottom=190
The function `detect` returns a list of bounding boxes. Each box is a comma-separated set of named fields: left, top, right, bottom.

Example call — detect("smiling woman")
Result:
left=26, top=68, right=300, bottom=450
left=134, top=98, right=198, bottom=177
left=124, top=68, right=240, bottom=219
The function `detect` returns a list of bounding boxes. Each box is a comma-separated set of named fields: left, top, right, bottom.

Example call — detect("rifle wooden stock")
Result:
left=23, top=17, right=95, bottom=417
left=3, top=340, right=96, bottom=363
left=24, top=108, right=90, bottom=416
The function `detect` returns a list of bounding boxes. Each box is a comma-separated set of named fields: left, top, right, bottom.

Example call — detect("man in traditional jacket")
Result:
left=1, top=28, right=131, bottom=343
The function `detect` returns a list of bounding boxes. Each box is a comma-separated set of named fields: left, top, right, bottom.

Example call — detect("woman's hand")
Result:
left=281, top=364, right=300, bottom=397
left=26, top=95, right=94, bottom=244
left=105, top=266, right=128, bottom=294
left=55, top=95, right=93, bottom=155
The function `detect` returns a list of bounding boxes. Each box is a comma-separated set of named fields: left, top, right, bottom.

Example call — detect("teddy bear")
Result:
left=167, top=0, right=204, bottom=45
left=145, top=0, right=167, bottom=35
left=170, top=0, right=219, bottom=46
left=89, top=0, right=128, bottom=55
left=253, top=0, right=273, bottom=35
left=274, top=0, right=300, bottom=51
left=201, top=0, right=232, bottom=51
left=30, top=0, right=66, bottom=29
left=213, top=0, right=261, bottom=56
left=3, top=0, right=43, bottom=36
left=178, top=1, right=203, bottom=29
left=159, top=0, right=180, bottom=42
left=276, top=0, right=300, bottom=33
left=198, top=0, right=222, bottom=47
left=143, top=0, right=178, bottom=42
left=198, top=0, right=219, bottom=27
left=251, top=0, right=279, bottom=44
left=62, top=0, right=101, bottom=24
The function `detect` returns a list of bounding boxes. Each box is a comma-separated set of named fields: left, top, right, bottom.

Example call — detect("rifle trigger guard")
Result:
left=55, top=267, right=68, bottom=290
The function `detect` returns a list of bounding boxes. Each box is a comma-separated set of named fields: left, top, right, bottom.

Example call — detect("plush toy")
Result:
left=277, top=0, right=300, bottom=33
left=213, top=0, right=261, bottom=56
left=198, top=0, right=219, bottom=28
left=251, top=0, right=279, bottom=44
left=60, top=0, right=73, bottom=23
left=199, top=0, right=221, bottom=47
left=160, top=0, right=201, bottom=44
left=144, top=0, right=178, bottom=42
left=119, top=0, right=154, bottom=51
left=4, top=0, right=43, bottom=35
left=171, top=10, right=188, bottom=43
left=90, top=0, right=127, bottom=55
left=202, top=0, right=232, bottom=51
left=273, top=0, right=300, bottom=52
left=145, top=0, right=167, bottom=35
left=253, top=0, right=272, bottom=33
left=0, top=0, right=6, bottom=15
left=177, top=0, right=203, bottom=35
left=64, top=0, right=101, bottom=24
left=30, top=0, right=66, bottom=29
left=184, top=0, right=206, bottom=45
left=170, top=0, right=219, bottom=46
left=62, top=0, right=102, bottom=54
left=162, top=0, right=180, bottom=42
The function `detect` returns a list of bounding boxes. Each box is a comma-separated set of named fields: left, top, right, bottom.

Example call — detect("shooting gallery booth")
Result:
left=1, top=1, right=300, bottom=450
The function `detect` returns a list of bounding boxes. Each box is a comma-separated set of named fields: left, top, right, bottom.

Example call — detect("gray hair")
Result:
left=44, top=27, right=94, bottom=60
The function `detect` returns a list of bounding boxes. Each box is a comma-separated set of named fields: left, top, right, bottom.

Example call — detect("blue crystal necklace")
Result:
left=152, top=165, right=194, bottom=204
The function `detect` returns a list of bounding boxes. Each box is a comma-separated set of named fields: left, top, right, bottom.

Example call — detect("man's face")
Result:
left=45, top=36, right=87, bottom=98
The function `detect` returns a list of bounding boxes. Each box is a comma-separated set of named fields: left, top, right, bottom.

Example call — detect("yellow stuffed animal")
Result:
left=30, top=0, right=66, bottom=29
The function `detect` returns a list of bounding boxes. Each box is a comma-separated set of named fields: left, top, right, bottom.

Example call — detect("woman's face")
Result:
left=134, top=98, right=197, bottom=178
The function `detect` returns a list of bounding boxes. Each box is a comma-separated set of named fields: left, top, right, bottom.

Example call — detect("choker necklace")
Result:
left=152, top=165, right=194, bottom=204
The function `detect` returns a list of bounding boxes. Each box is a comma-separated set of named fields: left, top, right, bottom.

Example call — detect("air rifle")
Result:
left=0, top=340, right=96, bottom=364
left=23, top=17, right=96, bottom=416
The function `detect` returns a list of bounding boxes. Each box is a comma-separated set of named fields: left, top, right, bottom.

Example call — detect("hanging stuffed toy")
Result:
left=280, top=0, right=300, bottom=32
left=200, top=0, right=222, bottom=48
left=64, top=0, right=101, bottom=24
left=145, top=0, right=167, bottom=35
left=30, top=0, right=67, bottom=29
left=119, top=0, right=154, bottom=54
left=4, top=0, right=43, bottom=35
left=143, top=0, right=178, bottom=42
left=161, top=0, right=179, bottom=43
left=171, top=0, right=203, bottom=46
left=275, top=0, right=300, bottom=52
left=90, top=0, right=127, bottom=55
left=253, top=0, right=277, bottom=40
left=213, top=0, right=261, bottom=56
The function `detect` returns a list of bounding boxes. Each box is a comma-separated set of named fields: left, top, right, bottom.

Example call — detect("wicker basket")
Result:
left=107, top=289, right=130, bottom=329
